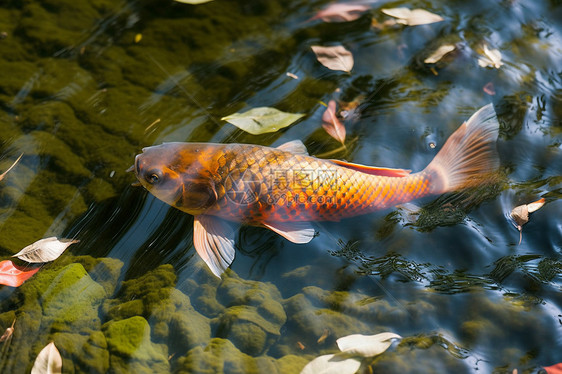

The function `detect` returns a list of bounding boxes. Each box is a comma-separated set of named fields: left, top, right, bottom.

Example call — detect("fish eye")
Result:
left=146, top=170, right=163, bottom=184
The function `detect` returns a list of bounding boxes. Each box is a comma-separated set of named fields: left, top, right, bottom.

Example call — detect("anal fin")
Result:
left=193, top=215, right=235, bottom=278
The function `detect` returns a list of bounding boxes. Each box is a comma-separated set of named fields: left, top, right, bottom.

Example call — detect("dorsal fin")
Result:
left=276, top=140, right=309, bottom=155
left=329, top=159, right=412, bottom=177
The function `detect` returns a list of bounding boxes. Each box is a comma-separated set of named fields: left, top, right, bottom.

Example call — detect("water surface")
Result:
left=0, top=0, right=561, bottom=373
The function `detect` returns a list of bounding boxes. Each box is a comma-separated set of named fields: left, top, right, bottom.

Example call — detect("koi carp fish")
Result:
left=132, top=104, right=499, bottom=277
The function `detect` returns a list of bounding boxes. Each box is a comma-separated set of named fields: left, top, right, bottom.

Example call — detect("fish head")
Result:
left=133, top=142, right=218, bottom=215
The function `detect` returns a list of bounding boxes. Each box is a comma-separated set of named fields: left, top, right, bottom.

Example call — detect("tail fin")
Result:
left=424, top=104, right=499, bottom=194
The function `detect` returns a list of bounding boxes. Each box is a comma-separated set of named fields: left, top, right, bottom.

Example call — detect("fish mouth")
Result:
left=126, top=155, right=142, bottom=187
left=125, top=154, right=141, bottom=174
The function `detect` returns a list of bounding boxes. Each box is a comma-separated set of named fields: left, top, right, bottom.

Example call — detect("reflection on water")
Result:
left=0, top=0, right=561, bottom=372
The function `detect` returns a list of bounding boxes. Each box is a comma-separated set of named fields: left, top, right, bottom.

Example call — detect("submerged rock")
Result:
left=175, top=338, right=308, bottom=374
left=0, top=257, right=122, bottom=373
left=103, top=316, right=169, bottom=373
left=102, top=264, right=211, bottom=357
left=211, top=273, right=286, bottom=356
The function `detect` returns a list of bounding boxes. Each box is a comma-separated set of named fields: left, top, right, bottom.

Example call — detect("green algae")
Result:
left=175, top=338, right=307, bottom=374
left=103, top=264, right=211, bottom=358
left=103, top=316, right=170, bottom=373
left=0, top=256, right=122, bottom=373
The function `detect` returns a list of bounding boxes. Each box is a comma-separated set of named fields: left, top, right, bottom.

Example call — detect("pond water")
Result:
left=0, top=0, right=561, bottom=373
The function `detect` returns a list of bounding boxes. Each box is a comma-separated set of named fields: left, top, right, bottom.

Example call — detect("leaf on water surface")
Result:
left=510, top=198, right=545, bottom=245
left=0, top=260, right=40, bottom=287
left=221, top=107, right=305, bottom=135
left=31, top=342, right=62, bottom=374
left=300, top=354, right=361, bottom=374
left=424, top=44, right=456, bottom=64
left=478, top=44, right=503, bottom=69
left=13, top=237, right=80, bottom=263
left=544, top=363, right=562, bottom=374
left=336, top=332, right=402, bottom=357
left=311, top=45, right=354, bottom=72
left=174, top=0, right=214, bottom=4
left=321, top=100, right=346, bottom=144
left=309, top=3, right=370, bottom=23
left=0, top=318, right=16, bottom=343
left=0, top=153, right=23, bottom=182
left=381, top=8, right=444, bottom=26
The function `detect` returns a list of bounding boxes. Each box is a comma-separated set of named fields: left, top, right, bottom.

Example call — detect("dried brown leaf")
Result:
left=510, top=198, right=545, bottom=244
left=424, top=44, right=456, bottom=64
left=322, top=100, right=346, bottom=144
left=13, top=237, right=79, bottom=263
left=310, top=3, right=370, bottom=23
left=478, top=45, right=503, bottom=69
left=31, top=341, right=62, bottom=374
left=526, top=198, right=545, bottom=213
left=311, top=45, right=354, bottom=72
left=382, top=8, right=444, bottom=26
left=0, top=319, right=15, bottom=343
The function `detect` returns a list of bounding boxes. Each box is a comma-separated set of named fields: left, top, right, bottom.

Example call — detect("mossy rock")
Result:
left=211, top=274, right=287, bottom=355
left=174, top=338, right=278, bottom=374
left=102, top=265, right=211, bottom=356
left=0, top=260, right=119, bottom=373
left=40, top=263, right=107, bottom=333
left=103, top=316, right=169, bottom=373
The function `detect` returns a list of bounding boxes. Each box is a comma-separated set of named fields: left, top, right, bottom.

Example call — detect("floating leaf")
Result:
left=0, top=260, right=40, bottom=287
left=0, top=153, right=23, bottom=182
left=31, top=342, right=62, bottom=374
left=300, top=354, right=361, bottom=374
left=544, top=363, right=562, bottom=374
left=478, top=45, right=503, bottom=69
left=309, top=3, right=370, bottom=23
left=336, top=332, right=402, bottom=357
left=322, top=100, right=346, bottom=144
left=174, top=0, right=214, bottom=4
left=13, top=237, right=79, bottom=263
left=510, top=198, right=545, bottom=244
left=221, top=107, right=305, bottom=135
left=382, top=8, right=444, bottom=26
left=424, top=44, right=456, bottom=64
left=311, top=45, right=354, bottom=72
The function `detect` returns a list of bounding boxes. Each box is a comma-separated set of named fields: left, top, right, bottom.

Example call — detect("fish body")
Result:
left=133, top=104, right=500, bottom=277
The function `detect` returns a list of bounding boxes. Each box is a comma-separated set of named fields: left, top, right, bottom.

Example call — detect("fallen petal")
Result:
left=336, top=332, right=402, bottom=357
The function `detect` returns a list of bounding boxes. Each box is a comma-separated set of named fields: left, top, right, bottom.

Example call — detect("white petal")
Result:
left=336, top=332, right=402, bottom=357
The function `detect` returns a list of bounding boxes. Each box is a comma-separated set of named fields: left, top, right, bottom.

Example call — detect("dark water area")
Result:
left=0, top=0, right=561, bottom=373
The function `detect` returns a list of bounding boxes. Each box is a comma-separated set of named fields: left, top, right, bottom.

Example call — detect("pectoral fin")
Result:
left=262, top=221, right=315, bottom=243
left=193, top=215, right=235, bottom=278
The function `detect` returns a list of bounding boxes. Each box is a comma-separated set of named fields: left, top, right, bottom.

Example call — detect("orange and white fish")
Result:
left=132, top=104, right=499, bottom=277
